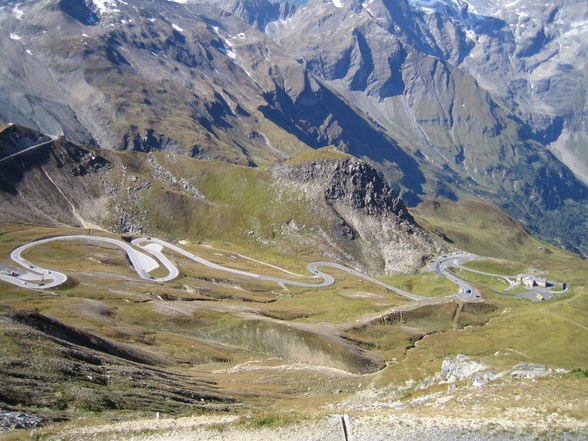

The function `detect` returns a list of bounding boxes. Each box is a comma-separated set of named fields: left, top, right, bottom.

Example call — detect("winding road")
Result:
left=0, top=235, right=433, bottom=300
left=426, top=253, right=481, bottom=300
left=427, top=253, right=568, bottom=301
left=0, top=235, right=566, bottom=302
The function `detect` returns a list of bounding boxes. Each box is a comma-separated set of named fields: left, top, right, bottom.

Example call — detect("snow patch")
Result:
left=9, top=33, right=22, bottom=41
left=210, top=25, right=219, bottom=34
left=419, top=7, right=436, bottom=14
left=332, top=0, right=343, bottom=8
left=26, top=49, right=33, bottom=55
left=168, top=0, right=188, bottom=3
left=92, top=0, right=120, bottom=15
left=12, top=6, right=24, bottom=20
left=407, top=0, right=481, bottom=15
left=171, top=23, right=183, bottom=32
left=502, top=0, right=521, bottom=7
left=219, top=47, right=236, bottom=59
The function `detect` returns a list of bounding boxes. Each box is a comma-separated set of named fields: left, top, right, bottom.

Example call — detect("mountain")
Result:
left=0, top=0, right=586, bottom=254
left=0, top=123, right=444, bottom=274
left=259, top=0, right=588, bottom=253
left=1, top=124, right=587, bottom=436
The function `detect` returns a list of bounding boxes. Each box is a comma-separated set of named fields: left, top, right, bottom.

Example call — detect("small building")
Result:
left=516, top=274, right=550, bottom=288
left=536, top=277, right=548, bottom=288
left=517, top=274, right=536, bottom=288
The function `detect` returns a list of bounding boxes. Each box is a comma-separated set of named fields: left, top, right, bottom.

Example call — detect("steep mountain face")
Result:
left=273, top=155, right=445, bottom=273
left=0, top=124, right=112, bottom=228
left=0, top=0, right=586, bottom=254
left=265, top=0, right=588, bottom=182
left=0, top=125, right=442, bottom=274
left=0, top=0, right=312, bottom=165
left=260, top=0, right=588, bottom=253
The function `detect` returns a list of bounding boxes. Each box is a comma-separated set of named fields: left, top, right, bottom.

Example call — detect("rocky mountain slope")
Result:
left=0, top=0, right=586, bottom=254
left=258, top=0, right=588, bottom=253
left=0, top=124, right=443, bottom=274
left=273, top=154, right=443, bottom=273
left=0, top=123, right=111, bottom=228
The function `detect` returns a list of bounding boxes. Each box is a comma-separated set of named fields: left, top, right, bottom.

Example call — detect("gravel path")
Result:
left=61, top=414, right=587, bottom=441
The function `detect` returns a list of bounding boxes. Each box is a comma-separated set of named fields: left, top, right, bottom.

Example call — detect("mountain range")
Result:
left=0, top=0, right=586, bottom=254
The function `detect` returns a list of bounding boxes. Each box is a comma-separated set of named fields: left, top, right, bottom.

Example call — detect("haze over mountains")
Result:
left=0, top=0, right=586, bottom=254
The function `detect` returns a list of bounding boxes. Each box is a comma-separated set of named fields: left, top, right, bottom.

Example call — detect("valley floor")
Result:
left=0, top=222, right=586, bottom=441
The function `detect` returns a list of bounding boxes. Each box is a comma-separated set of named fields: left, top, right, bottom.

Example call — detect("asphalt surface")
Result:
left=2, top=235, right=171, bottom=289
left=0, top=236, right=431, bottom=299
left=0, top=236, right=567, bottom=302
left=133, top=238, right=425, bottom=298
left=426, top=253, right=568, bottom=302
left=426, top=253, right=482, bottom=300
left=0, top=135, right=57, bottom=165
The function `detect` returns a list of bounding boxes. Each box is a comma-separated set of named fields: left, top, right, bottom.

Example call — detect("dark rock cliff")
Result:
left=273, top=156, right=446, bottom=274
left=0, top=124, right=111, bottom=228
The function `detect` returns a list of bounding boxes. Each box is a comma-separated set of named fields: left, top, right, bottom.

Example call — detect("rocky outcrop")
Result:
left=0, top=410, right=43, bottom=431
left=440, top=354, right=496, bottom=386
left=273, top=156, right=446, bottom=274
left=417, top=354, right=564, bottom=391
left=0, top=124, right=49, bottom=157
left=0, top=125, right=111, bottom=228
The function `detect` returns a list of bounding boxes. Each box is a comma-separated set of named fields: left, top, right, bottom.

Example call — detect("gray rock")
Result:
left=510, top=363, right=550, bottom=378
left=513, top=363, right=546, bottom=370
left=472, top=370, right=501, bottom=387
left=0, top=410, right=43, bottom=431
left=440, top=354, right=492, bottom=384
left=273, top=157, right=446, bottom=274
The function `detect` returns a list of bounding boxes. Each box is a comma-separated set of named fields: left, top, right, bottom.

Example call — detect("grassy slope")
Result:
left=284, top=145, right=353, bottom=165
left=377, top=199, right=588, bottom=381
left=119, top=153, right=316, bottom=249
left=412, top=199, right=578, bottom=260
left=0, top=160, right=587, bottom=433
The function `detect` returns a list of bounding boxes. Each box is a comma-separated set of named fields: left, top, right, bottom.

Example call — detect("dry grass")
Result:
left=1, top=221, right=587, bottom=437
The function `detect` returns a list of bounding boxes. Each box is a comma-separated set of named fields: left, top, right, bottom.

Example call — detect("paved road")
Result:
left=427, top=253, right=568, bottom=302
left=0, top=236, right=564, bottom=302
left=3, top=235, right=172, bottom=289
left=426, top=253, right=481, bottom=300
left=0, top=235, right=434, bottom=300
left=0, top=135, right=58, bottom=165
left=133, top=238, right=425, bottom=298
